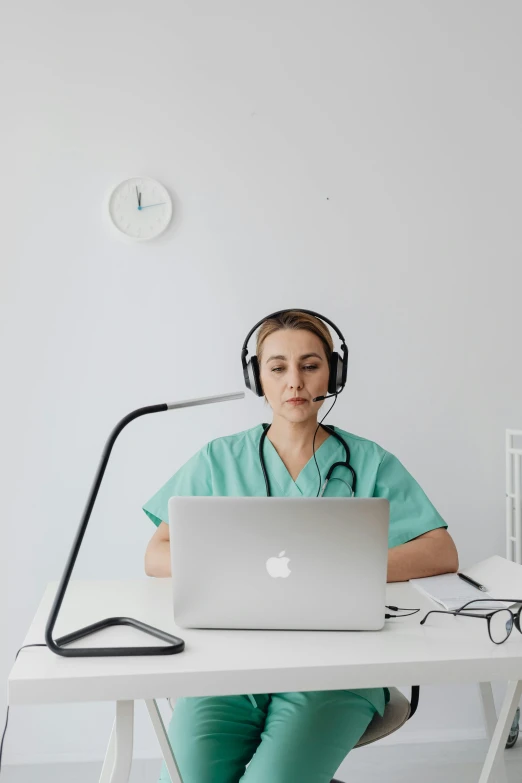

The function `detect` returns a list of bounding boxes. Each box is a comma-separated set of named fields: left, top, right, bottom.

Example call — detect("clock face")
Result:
left=108, top=177, right=173, bottom=240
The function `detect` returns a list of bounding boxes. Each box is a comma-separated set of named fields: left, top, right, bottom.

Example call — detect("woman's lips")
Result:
left=287, top=399, right=307, bottom=405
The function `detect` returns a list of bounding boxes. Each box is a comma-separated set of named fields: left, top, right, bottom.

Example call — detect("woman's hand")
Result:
left=387, top=527, right=459, bottom=582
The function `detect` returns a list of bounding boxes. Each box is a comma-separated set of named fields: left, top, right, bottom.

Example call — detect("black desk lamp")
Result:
left=45, top=391, right=245, bottom=657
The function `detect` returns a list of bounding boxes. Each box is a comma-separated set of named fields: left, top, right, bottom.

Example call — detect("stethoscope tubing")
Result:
left=259, top=423, right=357, bottom=498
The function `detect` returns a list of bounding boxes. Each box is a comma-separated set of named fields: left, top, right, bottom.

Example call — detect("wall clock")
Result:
left=108, top=177, right=172, bottom=241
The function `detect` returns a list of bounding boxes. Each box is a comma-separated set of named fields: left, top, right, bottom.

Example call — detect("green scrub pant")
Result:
left=158, top=689, right=378, bottom=783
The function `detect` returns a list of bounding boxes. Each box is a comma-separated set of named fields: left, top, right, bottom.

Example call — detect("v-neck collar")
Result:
left=259, top=424, right=342, bottom=497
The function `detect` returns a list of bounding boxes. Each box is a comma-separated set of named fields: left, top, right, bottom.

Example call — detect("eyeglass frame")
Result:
left=420, top=598, right=522, bottom=645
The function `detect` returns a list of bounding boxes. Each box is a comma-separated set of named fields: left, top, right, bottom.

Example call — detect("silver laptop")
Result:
left=168, top=497, right=389, bottom=631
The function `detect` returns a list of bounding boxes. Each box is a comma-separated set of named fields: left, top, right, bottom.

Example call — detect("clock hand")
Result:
left=139, top=201, right=167, bottom=210
left=136, top=186, right=141, bottom=209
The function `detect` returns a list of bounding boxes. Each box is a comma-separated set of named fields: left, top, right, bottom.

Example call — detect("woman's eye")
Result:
left=271, top=365, right=318, bottom=373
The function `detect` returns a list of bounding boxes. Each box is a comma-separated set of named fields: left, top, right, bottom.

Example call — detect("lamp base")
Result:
left=47, top=616, right=184, bottom=657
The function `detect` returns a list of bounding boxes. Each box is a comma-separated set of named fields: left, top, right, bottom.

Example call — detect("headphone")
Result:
left=241, top=308, right=349, bottom=399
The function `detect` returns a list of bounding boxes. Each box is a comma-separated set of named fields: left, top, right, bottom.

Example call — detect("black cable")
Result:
left=260, top=386, right=353, bottom=499
left=0, top=708, right=9, bottom=776
left=385, top=610, right=420, bottom=619
left=260, top=392, right=342, bottom=498
left=384, top=606, right=421, bottom=619
left=384, top=605, right=420, bottom=614
left=0, top=644, right=47, bottom=776
left=313, top=394, right=339, bottom=496
left=1, top=613, right=420, bottom=774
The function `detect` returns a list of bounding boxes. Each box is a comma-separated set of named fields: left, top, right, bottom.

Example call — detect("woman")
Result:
left=143, top=309, right=458, bottom=783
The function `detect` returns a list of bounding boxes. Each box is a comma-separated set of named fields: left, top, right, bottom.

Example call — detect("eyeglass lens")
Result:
left=489, top=609, right=514, bottom=643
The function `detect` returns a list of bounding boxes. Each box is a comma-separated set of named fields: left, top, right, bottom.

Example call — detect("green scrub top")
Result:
left=143, top=423, right=448, bottom=716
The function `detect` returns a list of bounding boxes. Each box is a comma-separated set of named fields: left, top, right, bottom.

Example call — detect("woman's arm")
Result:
left=144, top=521, right=171, bottom=577
left=387, top=527, right=459, bottom=582
left=145, top=519, right=457, bottom=582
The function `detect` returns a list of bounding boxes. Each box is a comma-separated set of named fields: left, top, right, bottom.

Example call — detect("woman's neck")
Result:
left=266, top=415, right=330, bottom=456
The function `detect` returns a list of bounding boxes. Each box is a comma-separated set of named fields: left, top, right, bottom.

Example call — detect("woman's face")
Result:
left=258, top=328, right=330, bottom=422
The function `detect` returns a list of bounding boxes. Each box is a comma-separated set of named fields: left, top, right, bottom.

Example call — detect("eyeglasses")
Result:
left=420, top=599, right=522, bottom=645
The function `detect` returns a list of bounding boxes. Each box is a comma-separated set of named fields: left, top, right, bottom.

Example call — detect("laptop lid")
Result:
left=168, top=496, right=389, bottom=631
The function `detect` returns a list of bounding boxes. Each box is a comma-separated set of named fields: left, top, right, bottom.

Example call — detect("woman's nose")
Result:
left=287, top=366, right=304, bottom=388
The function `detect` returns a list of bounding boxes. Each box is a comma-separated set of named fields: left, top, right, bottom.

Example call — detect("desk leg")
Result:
left=479, top=681, right=522, bottom=783
left=99, top=718, right=116, bottom=782
left=478, top=683, right=507, bottom=783
left=99, top=701, right=134, bottom=783
left=145, top=699, right=184, bottom=783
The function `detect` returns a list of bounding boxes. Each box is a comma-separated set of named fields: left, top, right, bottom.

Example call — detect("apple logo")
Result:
left=266, top=550, right=291, bottom=578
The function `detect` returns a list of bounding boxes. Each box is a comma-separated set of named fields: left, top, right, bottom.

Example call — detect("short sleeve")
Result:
left=373, top=451, right=447, bottom=548
left=142, top=444, right=212, bottom=527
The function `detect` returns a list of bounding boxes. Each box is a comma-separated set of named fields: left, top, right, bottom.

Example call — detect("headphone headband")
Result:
left=241, top=308, right=347, bottom=356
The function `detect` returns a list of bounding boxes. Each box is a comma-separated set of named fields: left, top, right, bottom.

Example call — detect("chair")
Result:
left=331, top=685, right=419, bottom=782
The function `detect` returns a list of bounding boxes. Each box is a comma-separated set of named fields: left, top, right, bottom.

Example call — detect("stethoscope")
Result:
left=257, top=424, right=421, bottom=619
left=259, top=423, right=357, bottom=498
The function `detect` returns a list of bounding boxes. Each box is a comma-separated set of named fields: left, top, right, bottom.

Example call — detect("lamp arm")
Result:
left=45, top=392, right=244, bottom=657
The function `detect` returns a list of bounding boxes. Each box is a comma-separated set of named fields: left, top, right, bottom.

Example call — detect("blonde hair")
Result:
left=256, top=310, right=333, bottom=403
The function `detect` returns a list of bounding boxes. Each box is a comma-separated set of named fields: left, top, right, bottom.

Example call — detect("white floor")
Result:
left=2, top=740, right=522, bottom=783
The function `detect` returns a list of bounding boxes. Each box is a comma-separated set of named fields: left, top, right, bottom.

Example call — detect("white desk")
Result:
left=8, top=578, right=522, bottom=783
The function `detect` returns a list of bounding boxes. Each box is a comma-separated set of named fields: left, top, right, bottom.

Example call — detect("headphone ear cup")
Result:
left=340, top=344, right=348, bottom=388
left=250, top=355, right=264, bottom=397
left=242, top=354, right=252, bottom=392
left=328, top=352, right=340, bottom=395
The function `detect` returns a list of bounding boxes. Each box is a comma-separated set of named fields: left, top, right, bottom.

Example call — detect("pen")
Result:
left=458, top=573, right=487, bottom=592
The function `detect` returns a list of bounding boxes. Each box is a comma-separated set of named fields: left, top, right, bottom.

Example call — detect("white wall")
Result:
left=2, top=0, right=522, bottom=768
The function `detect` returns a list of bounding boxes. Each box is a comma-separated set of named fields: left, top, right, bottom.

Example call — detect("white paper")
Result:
left=410, top=573, right=512, bottom=611
left=464, top=555, right=522, bottom=599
